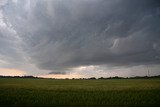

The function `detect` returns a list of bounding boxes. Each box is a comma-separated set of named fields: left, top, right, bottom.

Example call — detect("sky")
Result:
left=0, top=0, right=160, bottom=78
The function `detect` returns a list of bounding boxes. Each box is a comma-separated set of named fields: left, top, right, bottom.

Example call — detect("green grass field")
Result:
left=0, top=78, right=160, bottom=107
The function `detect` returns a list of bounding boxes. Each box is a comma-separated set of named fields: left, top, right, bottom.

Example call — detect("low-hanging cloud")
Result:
left=0, top=0, right=160, bottom=74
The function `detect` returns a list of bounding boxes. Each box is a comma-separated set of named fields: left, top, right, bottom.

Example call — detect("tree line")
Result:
left=0, top=75, right=160, bottom=79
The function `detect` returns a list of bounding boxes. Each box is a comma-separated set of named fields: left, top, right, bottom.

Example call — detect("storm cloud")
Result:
left=0, top=0, right=160, bottom=75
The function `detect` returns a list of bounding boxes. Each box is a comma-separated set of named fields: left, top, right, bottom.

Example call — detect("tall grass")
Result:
left=0, top=78, right=160, bottom=107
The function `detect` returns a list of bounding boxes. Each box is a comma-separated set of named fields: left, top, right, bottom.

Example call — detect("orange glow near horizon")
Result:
left=38, top=73, right=84, bottom=79
left=0, top=68, right=26, bottom=76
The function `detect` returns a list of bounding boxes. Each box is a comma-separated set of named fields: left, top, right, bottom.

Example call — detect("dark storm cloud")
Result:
left=1, top=0, right=160, bottom=72
left=49, top=71, right=66, bottom=75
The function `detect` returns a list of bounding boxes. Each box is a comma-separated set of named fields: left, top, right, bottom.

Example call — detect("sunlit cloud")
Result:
left=38, top=72, right=84, bottom=79
left=0, top=68, right=26, bottom=76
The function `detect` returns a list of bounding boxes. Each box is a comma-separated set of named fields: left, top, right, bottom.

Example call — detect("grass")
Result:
left=0, top=78, right=160, bottom=107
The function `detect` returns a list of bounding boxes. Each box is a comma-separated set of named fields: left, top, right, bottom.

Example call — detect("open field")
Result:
left=0, top=78, right=160, bottom=107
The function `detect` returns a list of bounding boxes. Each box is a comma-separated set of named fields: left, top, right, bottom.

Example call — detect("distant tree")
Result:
left=23, top=76, right=35, bottom=78
left=89, top=77, right=96, bottom=79
left=98, top=77, right=104, bottom=79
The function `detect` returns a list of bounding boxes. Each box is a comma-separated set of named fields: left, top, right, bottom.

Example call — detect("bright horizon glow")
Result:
left=38, top=73, right=84, bottom=79
left=0, top=68, right=26, bottom=76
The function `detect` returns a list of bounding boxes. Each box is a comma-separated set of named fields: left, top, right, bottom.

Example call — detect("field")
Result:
left=0, top=78, right=160, bottom=107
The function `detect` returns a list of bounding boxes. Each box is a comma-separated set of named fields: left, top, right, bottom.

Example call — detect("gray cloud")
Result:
left=49, top=71, right=66, bottom=75
left=0, top=0, right=160, bottom=74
